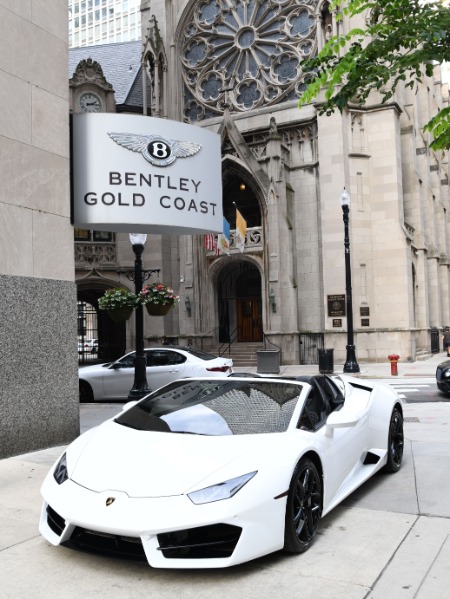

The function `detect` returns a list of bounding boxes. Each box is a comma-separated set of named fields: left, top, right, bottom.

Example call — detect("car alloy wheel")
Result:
left=284, top=458, right=322, bottom=553
left=79, top=381, right=94, bottom=403
left=384, top=407, right=404, bottom=473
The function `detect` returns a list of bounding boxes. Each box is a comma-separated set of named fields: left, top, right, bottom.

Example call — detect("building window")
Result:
left=182, top=0, right=317, bottom=120
left=74, top=229, right=114, bottom=243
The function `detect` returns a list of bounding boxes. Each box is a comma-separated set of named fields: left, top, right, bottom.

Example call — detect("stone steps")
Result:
left=212, top=342, right=264, bottom=367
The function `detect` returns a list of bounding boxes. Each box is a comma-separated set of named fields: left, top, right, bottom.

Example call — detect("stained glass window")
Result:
left=181, top=0, right=318, bottom=120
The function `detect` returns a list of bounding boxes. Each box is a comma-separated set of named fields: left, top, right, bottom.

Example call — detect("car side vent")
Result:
left=363, top=452, right=381, bottom=465
left=349, top=382, right=373, bottom=392
left=46, top=505, right=66, bottom=536
left=157, top=524, right=242, bottom=559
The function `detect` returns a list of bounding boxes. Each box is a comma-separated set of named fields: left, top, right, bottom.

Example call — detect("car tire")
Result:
left=79, top=381, right=94, bottom=403
left=384, top=407, right=404, bottom=473
left=283, top=458, right=322, bottom=554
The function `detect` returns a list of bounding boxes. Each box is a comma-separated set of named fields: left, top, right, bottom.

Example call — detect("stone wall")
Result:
left=0, top=1, right=79, bottom=458
left=0, top=276, right=79, bottom=458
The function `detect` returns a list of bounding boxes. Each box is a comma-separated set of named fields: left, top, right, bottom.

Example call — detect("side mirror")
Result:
left=326, top=410, right=360, bottom=429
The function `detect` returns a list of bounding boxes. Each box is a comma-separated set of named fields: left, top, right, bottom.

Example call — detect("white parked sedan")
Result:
left=79, top=346, right=233, bottom=402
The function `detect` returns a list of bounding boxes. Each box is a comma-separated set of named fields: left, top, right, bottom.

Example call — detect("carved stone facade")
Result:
left=72, top=2, right=450, bottom=366
left=69, top=57, right=116, bottom=113
left=180, top=0, right=317, bottom=120
left=137, top=0, right=450, bottom=363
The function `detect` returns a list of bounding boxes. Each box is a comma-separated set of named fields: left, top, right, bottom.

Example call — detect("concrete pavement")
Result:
left=239, top=348, right=448, bottom=379
left=1, top=353, right=450, bottom=598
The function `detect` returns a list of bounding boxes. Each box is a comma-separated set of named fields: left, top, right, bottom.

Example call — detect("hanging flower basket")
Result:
left=139, top=282, right=180, bottom=317
left=98, top=288, right=139, bottom=322
left=107, top=306, right=134, bottom=322
left=145, top=303, right=173, bottom=317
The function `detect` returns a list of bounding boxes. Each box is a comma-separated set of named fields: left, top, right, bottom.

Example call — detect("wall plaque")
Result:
left=327, top=294, right=346, bottom=317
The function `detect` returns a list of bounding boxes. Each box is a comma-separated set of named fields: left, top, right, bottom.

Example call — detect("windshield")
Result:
left=115, top=379, right=303, bottom=435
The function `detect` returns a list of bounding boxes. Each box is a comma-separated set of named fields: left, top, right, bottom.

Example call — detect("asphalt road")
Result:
left=377, top=377, right=448, bottom=403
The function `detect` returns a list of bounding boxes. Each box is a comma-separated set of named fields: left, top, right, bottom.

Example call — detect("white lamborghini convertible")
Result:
left=40, top=375, right=404, bottom=569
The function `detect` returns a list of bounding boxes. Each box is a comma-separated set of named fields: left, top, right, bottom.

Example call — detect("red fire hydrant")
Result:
left=388, top=354, right=400, bottom=376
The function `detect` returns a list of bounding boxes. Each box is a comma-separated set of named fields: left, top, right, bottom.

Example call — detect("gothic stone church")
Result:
left=71, top=0, right=450, bottom=366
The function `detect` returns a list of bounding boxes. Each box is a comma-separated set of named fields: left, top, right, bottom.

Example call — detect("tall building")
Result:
left=70, top=1, right=450, bottom=371
left=69, top=0, right=141, bottom=48
left=1, top=1, right=79, bottom=458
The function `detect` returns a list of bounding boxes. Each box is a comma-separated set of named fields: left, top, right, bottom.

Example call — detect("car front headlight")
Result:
left=444, top=370, right=450, bottom=378
left=187, top=471, right=257, bottom=505
left=53, top=452, right=69, bottom=485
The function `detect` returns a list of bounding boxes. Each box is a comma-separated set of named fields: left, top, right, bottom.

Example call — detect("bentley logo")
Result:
left=105, top=497, right=116, bottom=506
left=108, top=132, right=202, bottom=167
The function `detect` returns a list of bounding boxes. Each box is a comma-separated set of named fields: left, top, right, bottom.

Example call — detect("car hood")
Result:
left=79, top=362, right=112, bottom=375
left=437, top=360, right=450, bottom=368
left=69, top=419, right=269, bottom=498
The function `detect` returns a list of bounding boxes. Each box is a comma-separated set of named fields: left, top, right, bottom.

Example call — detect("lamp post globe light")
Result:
left=340, top=189, right=360, bottom=374
left=128, top=233, right=151, bottom=399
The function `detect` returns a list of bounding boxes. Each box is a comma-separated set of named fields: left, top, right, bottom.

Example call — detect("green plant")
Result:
left=138, top=283, right=180, bottom=307
left=98, top=288, right=139, bottom=311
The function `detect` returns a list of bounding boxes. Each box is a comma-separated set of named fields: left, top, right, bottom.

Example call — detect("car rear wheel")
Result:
left=384, top=407, right=404, bottom=473
left=79, top=381, right=94, bottom=403
left=283, top=458, right=322, bottom=553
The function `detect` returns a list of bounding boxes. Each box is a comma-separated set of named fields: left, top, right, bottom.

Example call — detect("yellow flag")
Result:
left=236, top=209, right=247, bottom=253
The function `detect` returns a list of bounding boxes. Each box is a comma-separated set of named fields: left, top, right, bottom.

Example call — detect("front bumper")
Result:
left=39, top=476, right=286, bottom=569
left=436, top=366, right=450, bottom=393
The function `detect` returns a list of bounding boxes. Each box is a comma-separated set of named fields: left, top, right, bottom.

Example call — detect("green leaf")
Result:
left=298, top=0, right=450, bottom=149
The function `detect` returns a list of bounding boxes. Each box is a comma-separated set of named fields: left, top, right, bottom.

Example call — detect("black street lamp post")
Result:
left=340, top=189, right=360, bottom=374
left=128, top=233, right=151, bottom=400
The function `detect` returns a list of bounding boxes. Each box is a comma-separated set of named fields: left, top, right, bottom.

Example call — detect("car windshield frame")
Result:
left=115, top=379, right=304, bottom=436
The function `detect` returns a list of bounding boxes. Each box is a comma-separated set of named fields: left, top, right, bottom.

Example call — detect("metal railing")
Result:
left=218, top=327, right=239, bottom=357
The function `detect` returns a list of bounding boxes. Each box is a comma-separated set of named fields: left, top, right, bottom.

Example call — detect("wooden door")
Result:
left=237, top=297, right=262, bottom=342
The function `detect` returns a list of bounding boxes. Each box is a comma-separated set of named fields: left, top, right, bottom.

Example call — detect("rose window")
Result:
left=182, top=0, right=318, bottom=121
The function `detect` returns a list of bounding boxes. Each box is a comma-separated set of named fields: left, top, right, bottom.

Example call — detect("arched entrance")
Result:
left=218, top=261, right=263, bottom=343
left=77, top=286, right=127, bottom=364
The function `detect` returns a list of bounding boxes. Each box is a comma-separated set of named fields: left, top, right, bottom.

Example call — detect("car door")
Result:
left=316, top=377, right=370, bottom=508
left=101, top=353, right=136, bottom=399
left=145, top=349, right=187, bottom=391
left=297, top=377, right=369, bottom=510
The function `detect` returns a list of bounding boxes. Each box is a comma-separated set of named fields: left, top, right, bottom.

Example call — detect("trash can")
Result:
left=318, top=348, right=334, bottom=374
left=256, top=349, right=280, bottom=374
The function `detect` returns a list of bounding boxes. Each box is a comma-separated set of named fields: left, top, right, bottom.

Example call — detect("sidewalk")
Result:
left=241, top=350, right=446, bottom=379
left=1, top=353, right=449, bottom=598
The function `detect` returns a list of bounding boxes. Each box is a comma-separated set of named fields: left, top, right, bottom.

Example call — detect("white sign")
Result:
left=71, top=114, right=223, bottom=234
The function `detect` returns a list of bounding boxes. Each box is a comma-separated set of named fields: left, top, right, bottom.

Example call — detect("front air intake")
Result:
left=157, top=523, right=242, bottom=559
left=67, top=527, right=146, bottom=560
left=46, top=505, right=65, bottom=536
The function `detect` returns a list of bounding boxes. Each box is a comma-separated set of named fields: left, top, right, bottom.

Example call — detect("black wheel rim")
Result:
left=390, top=413, right=404, bottom=467
left=292, top=465, right=321, bottom=544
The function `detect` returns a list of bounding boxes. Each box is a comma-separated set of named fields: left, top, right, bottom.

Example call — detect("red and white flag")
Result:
left=204, top=233, right=217, bottom=252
